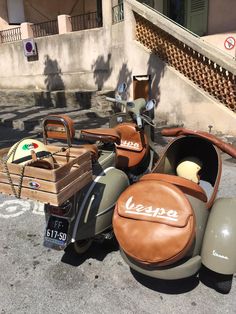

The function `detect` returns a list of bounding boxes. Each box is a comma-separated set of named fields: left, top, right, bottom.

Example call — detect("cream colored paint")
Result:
left=202, top=32, right=236, bottom=58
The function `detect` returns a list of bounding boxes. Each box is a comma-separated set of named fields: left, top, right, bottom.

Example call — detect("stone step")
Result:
left=1, top=105, right=111, bottom=133
left=0, top=89, right=114, bottom=131
left=0, top=89, right=114, bottom=110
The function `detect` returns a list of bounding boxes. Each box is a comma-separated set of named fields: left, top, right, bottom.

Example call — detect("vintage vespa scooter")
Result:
left=42, top=88, right=158, bottom=254
left=113, top=127, right=236, bottom=293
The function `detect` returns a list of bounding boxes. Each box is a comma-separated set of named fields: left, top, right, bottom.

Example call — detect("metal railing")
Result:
left=0, top=27, right=21, bottom=43
left=32, top=20, right=59, bottom=38
left=112, top=2, right=124, bottom=24
left=70, top=12, right=102, bottom=32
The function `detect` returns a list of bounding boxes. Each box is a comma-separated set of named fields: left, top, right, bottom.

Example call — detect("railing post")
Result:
left=21, top=22, right=34, bottom=39
left=102, top=0, right=112, bottom=28
left=58, top=15, right=72, bottom=34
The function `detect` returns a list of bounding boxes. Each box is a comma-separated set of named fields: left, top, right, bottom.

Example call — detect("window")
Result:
left=7, top=0, right=25, bottom=24
left=165, top=0, right=208, bottom=36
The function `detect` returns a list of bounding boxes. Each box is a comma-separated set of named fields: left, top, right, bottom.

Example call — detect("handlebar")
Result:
left=106, top=96, right=154, bottom=128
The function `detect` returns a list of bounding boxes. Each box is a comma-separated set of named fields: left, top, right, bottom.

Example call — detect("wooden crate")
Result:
left=0, top=145, right=93, bottom=206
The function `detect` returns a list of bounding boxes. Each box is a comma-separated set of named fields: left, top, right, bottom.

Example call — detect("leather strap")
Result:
left=81, top=128, right=121, bottom=144
left=161, top=127, right=236, bottom=158
left=140, top=173, right=207, bottom=202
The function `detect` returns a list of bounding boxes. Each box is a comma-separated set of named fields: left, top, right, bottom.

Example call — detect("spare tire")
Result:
left=113, top=179, right=196, bottom=266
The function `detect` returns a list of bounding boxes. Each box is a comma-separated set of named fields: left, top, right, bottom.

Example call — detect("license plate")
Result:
left=44, top=215, right=69, bottom=248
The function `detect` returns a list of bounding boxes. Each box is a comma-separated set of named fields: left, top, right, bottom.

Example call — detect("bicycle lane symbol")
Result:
left=0, top=199, right=44, bottom=218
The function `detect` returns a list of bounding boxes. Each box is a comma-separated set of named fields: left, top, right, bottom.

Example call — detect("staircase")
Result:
left=0, top=89, right=113, bottom=133
left=126, top=0, right=236, bottom=135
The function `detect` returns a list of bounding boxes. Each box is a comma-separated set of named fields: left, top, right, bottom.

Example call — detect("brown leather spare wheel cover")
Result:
left=113, top=180, right=196, bottom=266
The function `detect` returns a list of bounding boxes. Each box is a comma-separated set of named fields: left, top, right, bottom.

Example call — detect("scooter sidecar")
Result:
left=113, top=130, right=236, bottom=292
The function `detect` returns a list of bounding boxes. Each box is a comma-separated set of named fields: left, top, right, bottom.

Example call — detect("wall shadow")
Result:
left=35, top=55, right=66, bottom=108
left=147, top=52, right=166, bottom=106
left=92, top=53, right=112, bottom=91
left=116, top=62, right=133, bottom=100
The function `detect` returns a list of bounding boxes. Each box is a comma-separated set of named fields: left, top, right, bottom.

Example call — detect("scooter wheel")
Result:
left=73, top=239, right=92, bottom=255
left=214, top=274, right=233, bottom=294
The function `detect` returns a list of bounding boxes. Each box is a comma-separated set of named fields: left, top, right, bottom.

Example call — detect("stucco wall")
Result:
left=0, top=0, right=235, bottom=136
left=0, top=27, right=118, bottom=90
left=208, top=0, right=236, bottom=35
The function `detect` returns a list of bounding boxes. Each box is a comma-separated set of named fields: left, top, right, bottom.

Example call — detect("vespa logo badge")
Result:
left=125, top=196, right=178, bottom=221
left=212, top=250, right=229, bottom=260
left=120, top=140, right=140, bottom=149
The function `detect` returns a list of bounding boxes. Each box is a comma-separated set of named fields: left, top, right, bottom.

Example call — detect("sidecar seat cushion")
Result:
left=140, top=173, right=207, bottom=202
left=113, top=180, right=196, bottom=266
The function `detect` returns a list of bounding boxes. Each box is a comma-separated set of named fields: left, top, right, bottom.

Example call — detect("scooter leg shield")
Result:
left=201, top=198, right=236, bottom=275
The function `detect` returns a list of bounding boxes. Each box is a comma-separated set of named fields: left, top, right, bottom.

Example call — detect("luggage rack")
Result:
left=0, top=145, right=92, bottom=206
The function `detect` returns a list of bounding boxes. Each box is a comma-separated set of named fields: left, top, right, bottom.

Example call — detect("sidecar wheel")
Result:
left=214, top=274, right=233, bottom=294
left=73, top=239, right=92, bottom=255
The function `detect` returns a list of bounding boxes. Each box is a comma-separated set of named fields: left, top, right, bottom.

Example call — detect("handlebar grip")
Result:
left=161, top=127, right=183, bottom=137
left=106, top=97, right=117, bottom=102
left=136, top=115, right=142, bottom=128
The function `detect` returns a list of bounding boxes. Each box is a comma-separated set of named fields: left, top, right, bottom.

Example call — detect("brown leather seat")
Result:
left=81, top=128, right=121, bottom=144
left=114, top=123, right=149, bottom=168
left=113, top=179, right=196, bottom=266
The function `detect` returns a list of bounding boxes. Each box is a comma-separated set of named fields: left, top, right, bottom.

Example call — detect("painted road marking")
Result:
left=0, top=199, right=44, bottom=218
left=224, top=36, right=236, bottom=50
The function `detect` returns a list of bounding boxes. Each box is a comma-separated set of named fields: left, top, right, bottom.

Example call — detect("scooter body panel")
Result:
left=71, top=166, right=130, bottom=241
left=186, top=195, right=209, bottom=257
left=121, top=249, right=202, bottom=280
left=201, top=197, right=236, bottom=275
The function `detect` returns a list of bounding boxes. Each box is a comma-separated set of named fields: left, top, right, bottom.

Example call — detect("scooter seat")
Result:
left=113, top=179, right=196, bottom=266
left=81, top=128, right=121, bottom=144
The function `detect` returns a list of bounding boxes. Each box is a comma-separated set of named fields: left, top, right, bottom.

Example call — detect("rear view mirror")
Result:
left=117, top=82, right=127, bottom=94
left=146, top=99, right=156, bottom=111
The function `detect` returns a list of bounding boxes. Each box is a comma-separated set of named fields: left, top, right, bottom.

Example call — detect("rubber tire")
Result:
left=73, top=239, right=92, bottom=255
left=214, top=274, right=233, bottom=294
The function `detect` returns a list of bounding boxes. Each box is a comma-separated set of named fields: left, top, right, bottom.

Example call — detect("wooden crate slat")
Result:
left=0, top=146, right=91, bottom=181
left=0, top=171, right=92, bottom=206
left=0, top=144, right=93, bottom=205
left=0, top=160, right=91, bottom=194
left=46, top=145, right=88, bottom=157
left=56, top=171, right=92, bottom=205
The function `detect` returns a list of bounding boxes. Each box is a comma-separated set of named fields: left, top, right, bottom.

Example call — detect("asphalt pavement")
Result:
left=0, top=122, right=236, bottom=314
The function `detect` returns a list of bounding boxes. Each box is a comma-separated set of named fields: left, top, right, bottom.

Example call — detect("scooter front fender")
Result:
left=201, top=198, right=236, bottom=275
